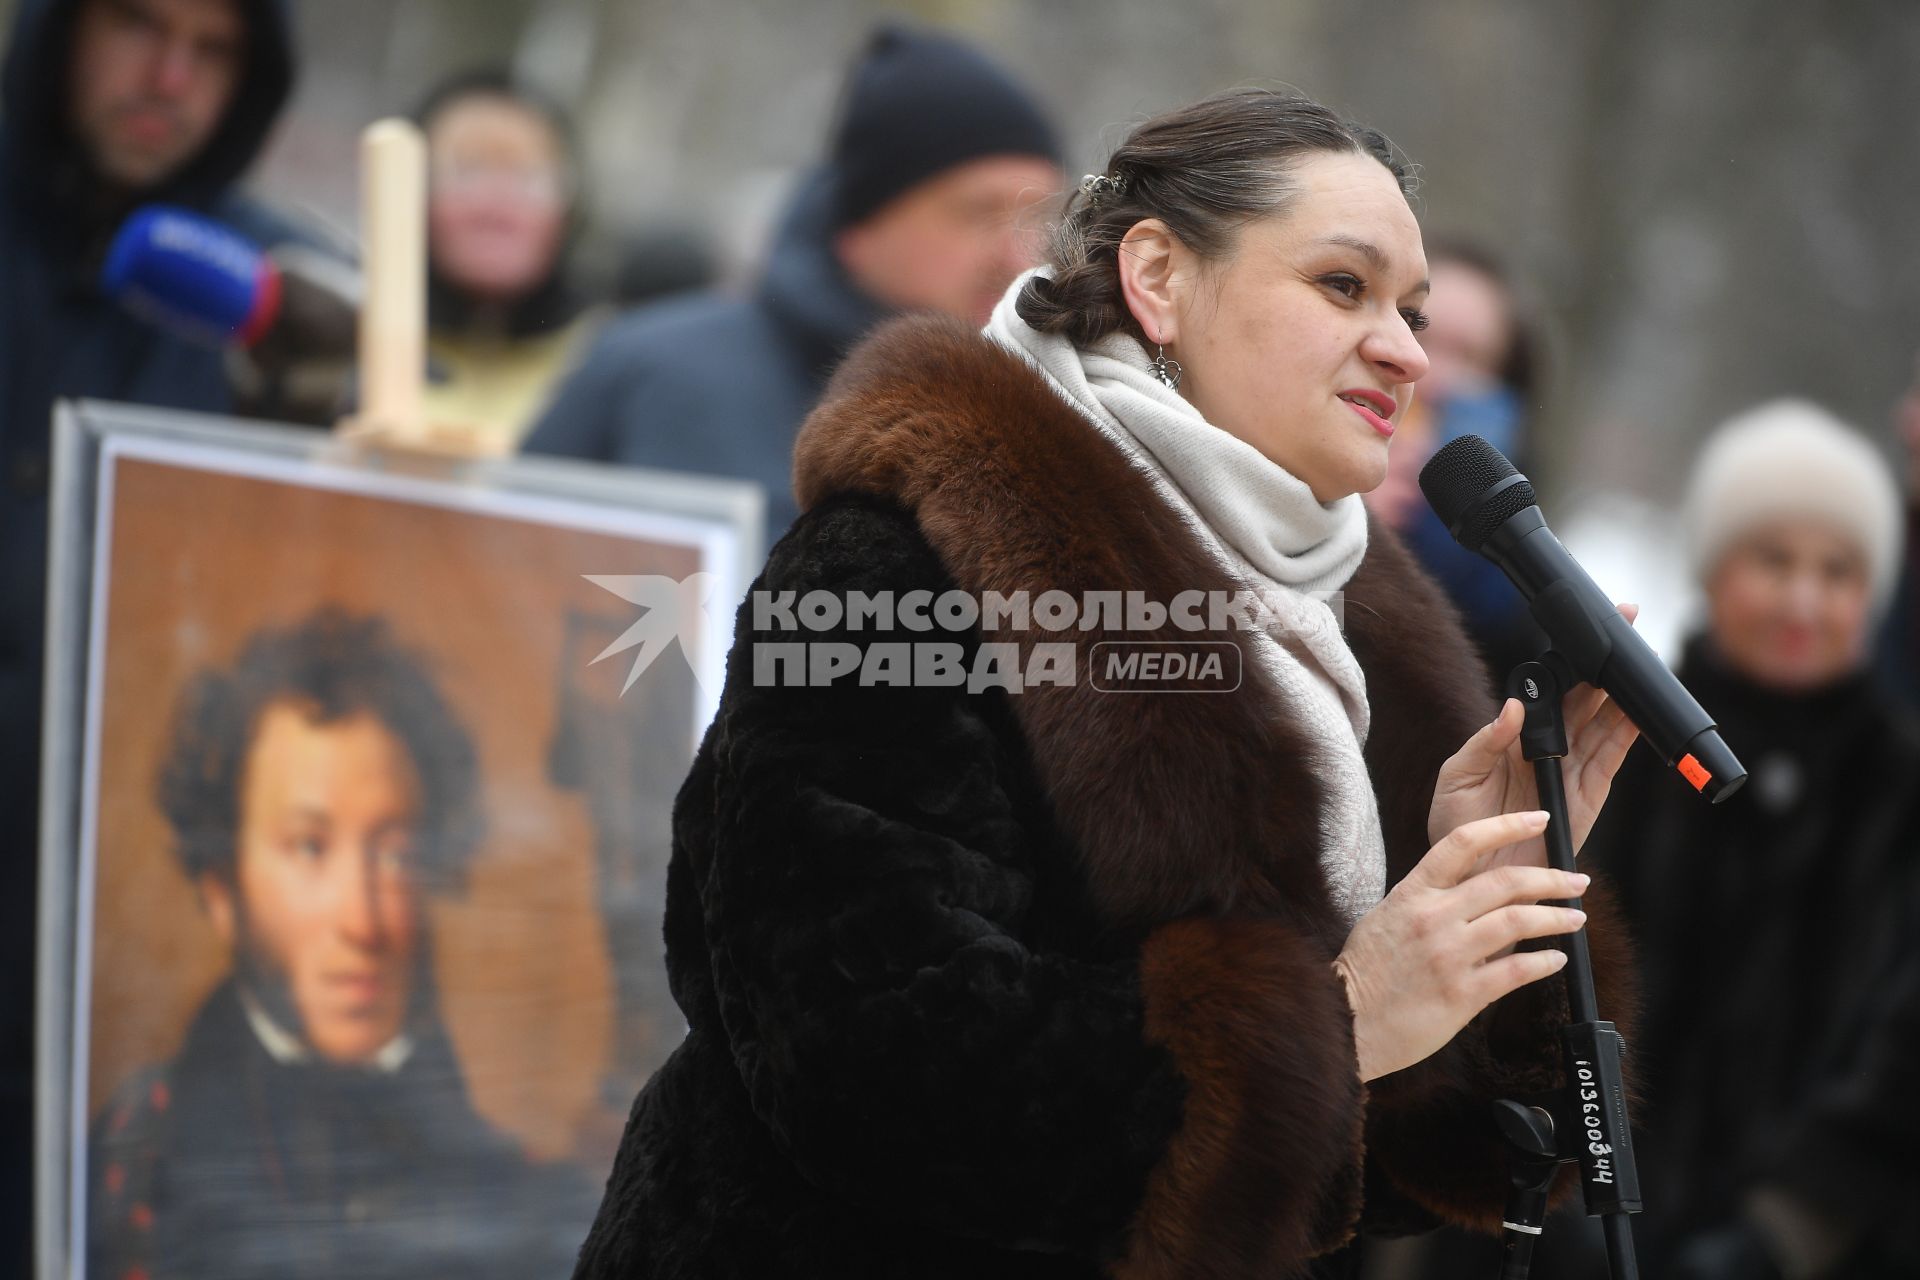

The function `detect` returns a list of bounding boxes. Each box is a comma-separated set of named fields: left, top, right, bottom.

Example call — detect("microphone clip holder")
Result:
left=1493, top=653, right=1644, bottom=1280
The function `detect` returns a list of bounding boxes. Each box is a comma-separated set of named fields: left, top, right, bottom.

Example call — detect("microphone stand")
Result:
left=1493, top=652, right=1643, bottom=1280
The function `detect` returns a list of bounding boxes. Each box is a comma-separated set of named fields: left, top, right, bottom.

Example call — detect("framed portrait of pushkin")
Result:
left=36, top=399, right=761, bottom=1280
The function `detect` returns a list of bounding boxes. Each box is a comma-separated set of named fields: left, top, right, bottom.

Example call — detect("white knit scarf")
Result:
left=984, top=271, right=1386, bottom=924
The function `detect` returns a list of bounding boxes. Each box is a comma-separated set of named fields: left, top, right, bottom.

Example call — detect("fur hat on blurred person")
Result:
left=827, top=22, right=1060, bottom=229
left=1684, top=398, right=1905, bottom=611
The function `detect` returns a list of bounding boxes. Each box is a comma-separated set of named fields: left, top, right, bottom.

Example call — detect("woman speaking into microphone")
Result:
left=575, top=88, right=1640, bottom=1280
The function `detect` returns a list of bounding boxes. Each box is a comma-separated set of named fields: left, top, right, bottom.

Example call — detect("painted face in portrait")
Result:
left=200, top=702, right=426, bottom=1064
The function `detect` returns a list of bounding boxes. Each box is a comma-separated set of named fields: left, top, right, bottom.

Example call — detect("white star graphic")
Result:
left=583, top=572, right=717, bottom=694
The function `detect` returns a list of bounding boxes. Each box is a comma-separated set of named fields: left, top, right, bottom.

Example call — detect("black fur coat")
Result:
left=573, top=315, right=1635, bottom=1279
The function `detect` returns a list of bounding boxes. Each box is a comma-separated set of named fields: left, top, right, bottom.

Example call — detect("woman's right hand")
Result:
left=1332, top=810, right=1590, bottom=1083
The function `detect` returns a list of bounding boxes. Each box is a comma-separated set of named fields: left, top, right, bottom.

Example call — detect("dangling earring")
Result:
left=1152, top=340, right=1183, bottom=391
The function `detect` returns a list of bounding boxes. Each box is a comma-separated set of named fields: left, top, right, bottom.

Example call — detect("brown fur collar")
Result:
left=793, top=313, right=1499, bottom=939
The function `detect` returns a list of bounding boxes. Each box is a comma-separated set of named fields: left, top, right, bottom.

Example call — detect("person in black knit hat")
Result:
left=829, top=22, right=1062, bottom=230
left=522, top=22, right=1063, bottom=554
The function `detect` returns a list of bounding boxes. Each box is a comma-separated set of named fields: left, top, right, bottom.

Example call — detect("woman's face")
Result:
left=427, top=95, right=569, bottom=302
left=1157, top=151, right=1432, bottom=503
left=1706, top=518, right=1874, bottom=691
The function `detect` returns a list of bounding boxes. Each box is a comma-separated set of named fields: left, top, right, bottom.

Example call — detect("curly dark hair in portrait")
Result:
left=156, top=608, right=485, bottom=892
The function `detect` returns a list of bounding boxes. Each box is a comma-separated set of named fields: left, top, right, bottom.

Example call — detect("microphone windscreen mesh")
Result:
left=1419, top=434, right=1539, bottom=552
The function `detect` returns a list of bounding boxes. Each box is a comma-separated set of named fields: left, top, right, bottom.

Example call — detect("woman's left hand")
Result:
left=1426, top=604, right=1643, bottom=878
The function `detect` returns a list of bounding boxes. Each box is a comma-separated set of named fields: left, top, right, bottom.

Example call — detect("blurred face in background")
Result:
left=835, top=154, right=1060, bottom=327
left=67, top=0, right=244, bottom=190
left=1417, top=258, right=1514, bottom=401
left=1367, top=254, right=1519, bottom=528
left=1898, top=351, right=1920, bottom=497
left=427, top=94, right=571, bottom=303
left=199, top=702, right=424, bottom=1064
left=1706, top=519, right=1874, bottom=692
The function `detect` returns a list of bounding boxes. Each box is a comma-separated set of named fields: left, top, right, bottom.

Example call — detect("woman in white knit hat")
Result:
left=1581, top=398, right=1920, bottom=1280
left=1684, top=399, right=1905, bottom=695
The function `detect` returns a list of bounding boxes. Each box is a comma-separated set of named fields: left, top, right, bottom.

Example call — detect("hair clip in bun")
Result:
left=1079, top=172, right=1125, bottom=204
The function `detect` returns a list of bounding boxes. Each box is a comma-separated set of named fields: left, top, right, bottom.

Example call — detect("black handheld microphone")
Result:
left=1420, top=435, right=1747, bottom=803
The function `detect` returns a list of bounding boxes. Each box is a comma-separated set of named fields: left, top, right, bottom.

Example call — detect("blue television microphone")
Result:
left=101, top=205, right=282, bottom=347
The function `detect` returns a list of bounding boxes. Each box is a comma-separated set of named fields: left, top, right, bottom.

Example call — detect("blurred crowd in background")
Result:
left=2, top=0, right=1917, bottom=1277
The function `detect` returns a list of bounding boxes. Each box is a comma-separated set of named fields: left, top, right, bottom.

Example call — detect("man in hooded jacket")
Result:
left=521, top=23, right=1062, bottom=553
left=0, top=0, right=312, bottom=1267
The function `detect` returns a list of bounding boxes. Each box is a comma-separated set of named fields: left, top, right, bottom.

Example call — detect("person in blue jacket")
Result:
left=0, top=0, right=311, bottom=1269
left=521, top=22, right=1063, bottom=554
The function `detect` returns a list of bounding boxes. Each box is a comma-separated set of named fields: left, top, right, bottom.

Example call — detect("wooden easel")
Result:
left=335, top=119, right=505, bottom=460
